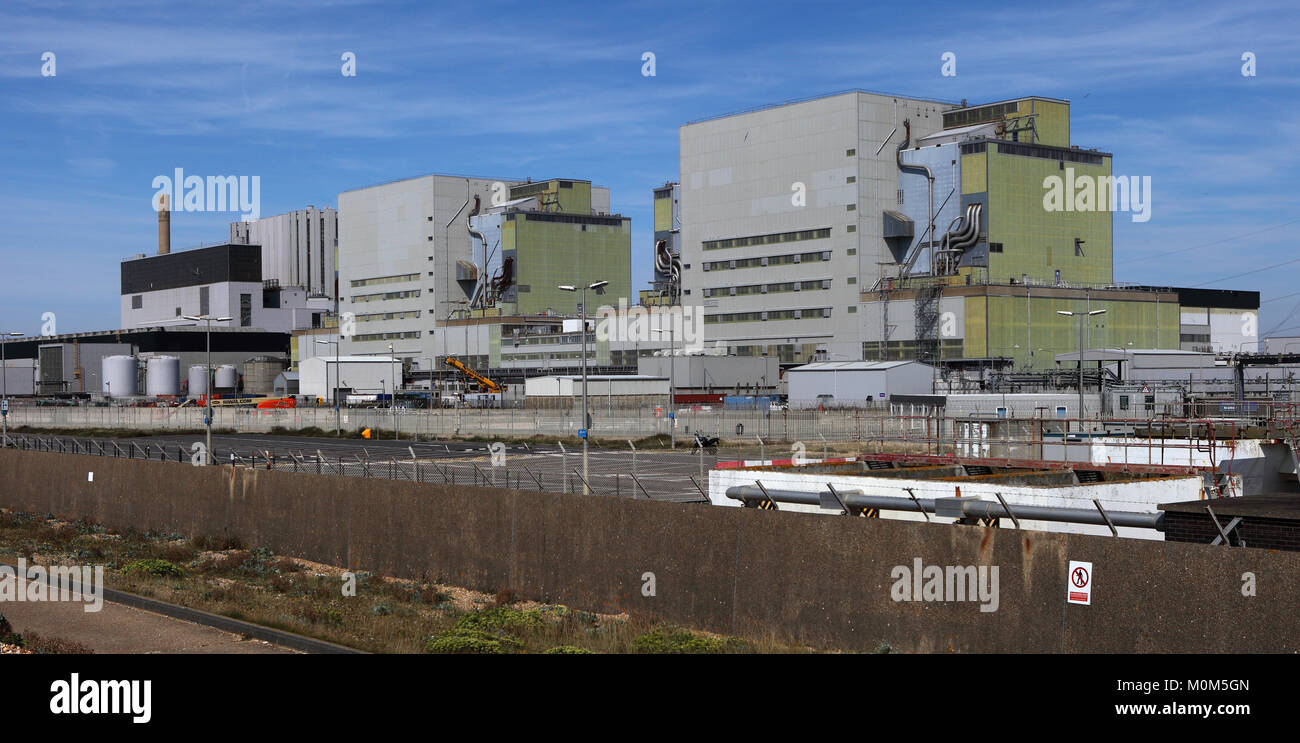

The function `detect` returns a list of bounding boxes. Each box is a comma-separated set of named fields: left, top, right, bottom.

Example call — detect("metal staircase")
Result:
left=915, top=284, right=942, bottom=366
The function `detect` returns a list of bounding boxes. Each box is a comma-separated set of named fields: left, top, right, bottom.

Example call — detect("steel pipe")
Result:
left=724, top=485, right=1165, bottom=530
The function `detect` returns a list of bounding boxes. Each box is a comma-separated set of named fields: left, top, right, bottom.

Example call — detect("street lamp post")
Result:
left=1057, top=309, right=1106, bottom=432
left=389, top=343, right=398, bottom=440
left=650, top=323, right=677, bottom=448
left=2, top=331, right=25, bottom=448
left=559, top=280, right=608, bottom=494
left=315, top=338, right=341, bottom=436
left=184, top=315, right=233, bottom=464
left=422, top=357, right=435, bottom=413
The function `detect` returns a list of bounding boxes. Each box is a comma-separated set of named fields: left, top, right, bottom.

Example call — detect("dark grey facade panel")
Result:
left=121, top=244, right=262, bottom=294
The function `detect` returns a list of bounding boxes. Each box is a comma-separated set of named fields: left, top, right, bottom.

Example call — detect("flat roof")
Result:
left=339, top=172, right=529, bottom=195
left=1129, top=286, right=1260, bottom=310
left=789, top=360, right=930, bottom=371
left=942, top=95, right=1071, bottom=114
left=685, top=88, right=959, bottom=126
left=303, top=355, right=396, bottom=363
left=532, top=375, right=669, bottom=381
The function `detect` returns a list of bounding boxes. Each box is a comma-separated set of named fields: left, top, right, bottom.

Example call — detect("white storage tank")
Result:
left=102, top=355, right=137, bottom=396
left=145, top=355, right=180, bottom=397
left=215, top=364, right=239, bottom=392
left=188, top=365, right=209, bottom=397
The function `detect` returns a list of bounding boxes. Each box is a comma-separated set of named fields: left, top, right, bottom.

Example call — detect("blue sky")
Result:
left=1, top=0, right=1298, bottom=337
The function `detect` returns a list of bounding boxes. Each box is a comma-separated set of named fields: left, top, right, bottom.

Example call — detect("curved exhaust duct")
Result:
left=654, top=239, right=681, bottom=298
left=935, top=203, right=983, bottom=274
left=896, top=119, right=936, bottom=277
left=467, top=195, right=491, bottom=308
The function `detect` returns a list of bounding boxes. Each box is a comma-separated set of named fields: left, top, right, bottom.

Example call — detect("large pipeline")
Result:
left=724, top=485, right=1165, bottom=531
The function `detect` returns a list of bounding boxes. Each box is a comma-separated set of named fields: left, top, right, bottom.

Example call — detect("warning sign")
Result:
left=1067, top=560, right=1092, bottom=605
left=1140, top=385, right=1151, bottom=394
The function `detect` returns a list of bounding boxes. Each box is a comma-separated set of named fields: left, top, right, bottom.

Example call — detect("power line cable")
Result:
left=1119, top=217, right=1300, bottom=264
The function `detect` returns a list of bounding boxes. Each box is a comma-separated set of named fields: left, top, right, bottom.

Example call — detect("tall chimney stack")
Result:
left=158, top=194, right=171, bottom=255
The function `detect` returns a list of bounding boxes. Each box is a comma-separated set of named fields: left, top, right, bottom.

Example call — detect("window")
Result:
left=989, top=242, right=1004, bottom=253
left=199, top=286, right=209, bottom=316
left=997, top=141, right=1104, bottom=165
left=240, top=293, right=252, bottom=327
left=847, top=277, right=856, bottom=284
left=702, top=227, right=830, bottom=251
left=1056, top=406, right=1067, bottom=419
left=898, top=189, right=904, bottom=205
left=1119, top=394, right=1130, bottom=411
left=847, top=225, right=857, bottom=233
left=352, top=289, right=421, bottom=303
left=350, top=272, right=420, bottom=288
left=846, top=204, right=856, bottom=211
left=131, top=295, right=142, bottom=309
left=174, top=307, right=181, bottom=316
left=996, top=407, right=1007, bottom=418
left=847, top=248, right=856, bottom=255
left=846, top=148, right=856, bottom=156
left=846, top=176, right=856, bottom=184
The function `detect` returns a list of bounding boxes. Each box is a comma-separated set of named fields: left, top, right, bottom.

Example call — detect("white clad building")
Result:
left=786, top=360, right=935, bottom=408
left=299, top=355, right=399, bottom=399
left=679, top=90, right=956, bottom=364
left=230, top=206, right=338, bottom=301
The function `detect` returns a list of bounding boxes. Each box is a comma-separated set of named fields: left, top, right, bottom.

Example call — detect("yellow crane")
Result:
left=444, top=356, right=507, bottom=394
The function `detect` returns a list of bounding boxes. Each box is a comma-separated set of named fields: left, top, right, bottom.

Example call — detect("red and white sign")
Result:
left=1067, top=560, right=1092, bottom=605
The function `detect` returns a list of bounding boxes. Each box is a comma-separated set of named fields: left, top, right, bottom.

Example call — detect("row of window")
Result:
left=702, top=227, right=830, bottom=251
left=500, top=351, right=595, bottom=362
left=509, top=333, right=590, bottom=346
left=998, top=140, right=1105, bottom=165
left=352, top=289, right=420, bottom=303
left=702, top=279, right=831, bottom=297
left=355, top=310, right=422, bottom=322
left=350, top=272, right=419, bottom=288
left=962, top=139, right=1106, bottom=166
left=704, top=307, right=832, bottom=324
left=702, top=250, right=831, bottom=272
left=943, top=101, right=1020, bottom=129
left=351, top=330, right=421, bottom=342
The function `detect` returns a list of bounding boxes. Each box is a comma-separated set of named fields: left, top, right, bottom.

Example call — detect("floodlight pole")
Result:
left=1058, top=308, right=1106, bottom=435
left=559, top=280, right=607, bottom=494
left=185, top=315, right=232, bottom=464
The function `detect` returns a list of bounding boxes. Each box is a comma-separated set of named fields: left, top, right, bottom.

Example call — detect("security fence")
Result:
left=2, top=432, right=719, bottom=503
left=2, top=404, right=889, bottom=442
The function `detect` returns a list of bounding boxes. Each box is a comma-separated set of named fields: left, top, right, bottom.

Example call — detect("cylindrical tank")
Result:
left=102, top=355, right=137, bottom=396
left=188, top=365, right=208, bottom=398
left=145, top=355, right=180, bottom=397
left=242, top=356, right=286, bottom=396
left=215, top=364, right=238, bottom=392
